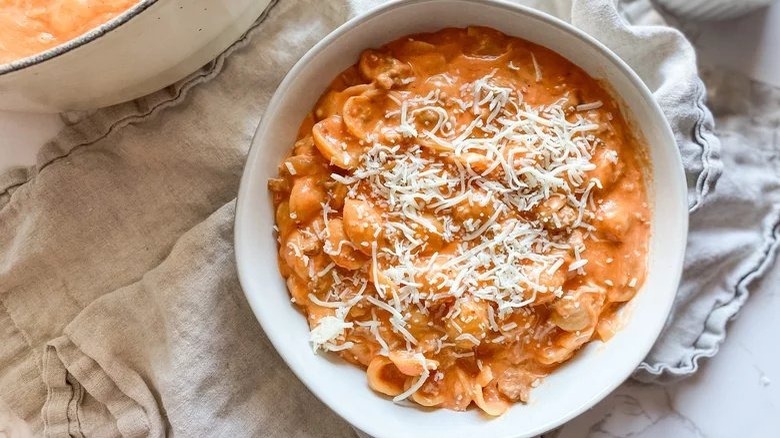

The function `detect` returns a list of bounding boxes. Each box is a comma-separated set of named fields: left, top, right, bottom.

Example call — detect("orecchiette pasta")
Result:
left=342, top=198, right=385, bottom=254
left=324, top=218, right=366, bottom=270
left=289, top=176, right=327, bottom=224
left=312, top=115, right=363, bottom=170
left=367, top=356, right=406, bottom=396
left=269, top=26, right=650, bottom=416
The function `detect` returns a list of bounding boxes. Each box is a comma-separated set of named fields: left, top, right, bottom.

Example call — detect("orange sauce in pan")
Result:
left=0, top=0, right=137, bottom=64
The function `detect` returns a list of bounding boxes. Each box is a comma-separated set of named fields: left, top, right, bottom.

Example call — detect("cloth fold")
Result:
left=0, top=0, right=776, bottom=436
left=573, top=0, right=722, bottom=212
left=42, top=203, right=354, bottom=437
left=635, top=67, right=780, bottom=380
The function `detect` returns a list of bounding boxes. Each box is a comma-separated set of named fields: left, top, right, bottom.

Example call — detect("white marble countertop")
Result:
left=1, top=3, right=778, bottom=437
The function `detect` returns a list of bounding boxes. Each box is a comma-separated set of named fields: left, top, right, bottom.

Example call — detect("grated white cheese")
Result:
left=310, top=311, right=353, bottom=353
left=455, top=333, right=482, bottom=346
left=302, top=67, right=614, bottom=363
left=284, top=161, right=297, bottom=175
left=451, top=351, right=475, bottom=358
left=568, top=259, right=589, bottom=272
left=604, top=149, right=619, bottom=164
left=531, top=52, right=542, bottom=82
left=576, top=101, right=603, bottom=112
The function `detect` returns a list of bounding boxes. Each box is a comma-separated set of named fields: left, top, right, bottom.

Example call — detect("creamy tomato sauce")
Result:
left=269, top=27, right=650, bottom=415
left=0, top=0, right=137, bottom=64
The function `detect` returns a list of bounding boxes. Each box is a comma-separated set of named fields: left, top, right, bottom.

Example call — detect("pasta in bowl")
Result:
left=235, top=1, right=687, bottom=437
left=268, top=26, right=650, bottom=416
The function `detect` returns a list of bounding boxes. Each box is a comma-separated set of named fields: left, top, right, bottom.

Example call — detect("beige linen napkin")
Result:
left=1, top=0, right=777, bottom=436
left=1, top=1, right=355, bottom=435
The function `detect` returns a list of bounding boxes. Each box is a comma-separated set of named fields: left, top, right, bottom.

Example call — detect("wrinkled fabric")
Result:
left=0, top=0, right=774, bottom=436
left=634, top=67, right=780, bottom=381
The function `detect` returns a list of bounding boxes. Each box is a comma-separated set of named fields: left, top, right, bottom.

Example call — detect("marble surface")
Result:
left=1, top=3, right=778, bottom=437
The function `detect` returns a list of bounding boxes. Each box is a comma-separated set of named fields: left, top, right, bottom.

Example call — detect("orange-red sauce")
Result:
left=0, top=0, right=137, bottom=64
left=269, top=27, right=650, bottom=415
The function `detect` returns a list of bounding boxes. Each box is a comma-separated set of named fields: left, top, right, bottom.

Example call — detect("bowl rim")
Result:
left=235, top=0, right=689, bottom=436
left=0, top=0, right=159, bottom=76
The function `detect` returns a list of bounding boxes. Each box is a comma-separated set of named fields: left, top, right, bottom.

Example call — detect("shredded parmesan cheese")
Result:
left=576, top=101, right=603, bottom=112
left=531, top=52, right=542, bottom=82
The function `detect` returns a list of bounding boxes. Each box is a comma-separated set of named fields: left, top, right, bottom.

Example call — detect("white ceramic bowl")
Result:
left=0, top=0, right=271, bottom=112
left=235, top=1, right=688, bottom=437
